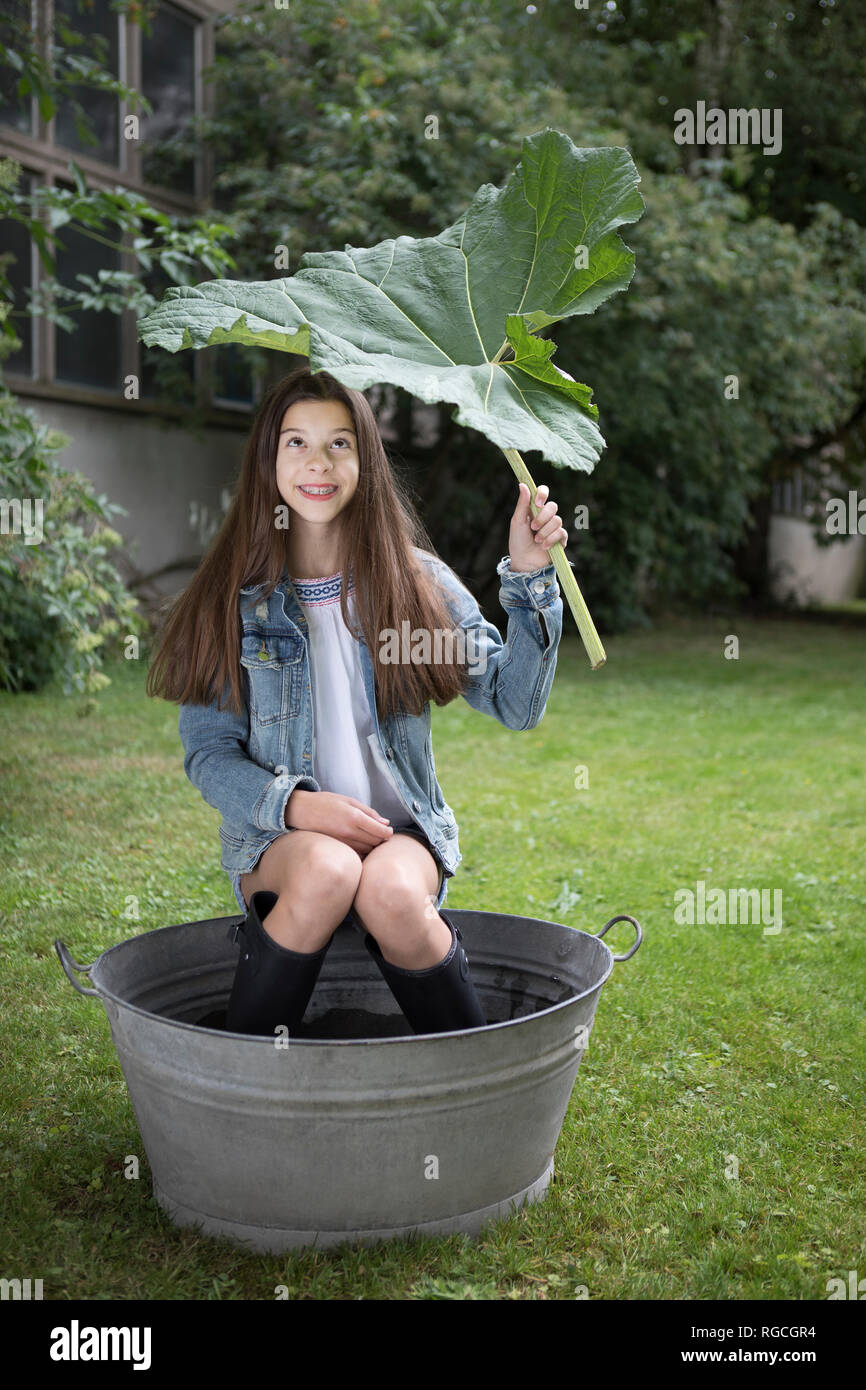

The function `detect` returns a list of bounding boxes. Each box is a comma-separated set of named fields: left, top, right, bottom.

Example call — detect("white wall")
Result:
left=768, top=514, right=865, bottom=605
left=22, top=394, right=249, bottom=604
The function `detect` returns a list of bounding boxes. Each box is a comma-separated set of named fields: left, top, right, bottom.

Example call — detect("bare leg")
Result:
left=351, top=834, right=451, bottom=969
left=239, top=831, right=363, bottom=952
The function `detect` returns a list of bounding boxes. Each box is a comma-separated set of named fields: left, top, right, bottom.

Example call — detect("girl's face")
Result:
left=275, top=398, right=359, bottom=522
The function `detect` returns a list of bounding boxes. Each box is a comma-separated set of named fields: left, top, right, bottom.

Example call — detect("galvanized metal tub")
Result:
left=55, top=908, right=641, bottom=1253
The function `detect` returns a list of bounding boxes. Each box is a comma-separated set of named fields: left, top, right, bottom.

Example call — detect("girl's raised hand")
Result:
left=507, top=482, right=568, bottom=574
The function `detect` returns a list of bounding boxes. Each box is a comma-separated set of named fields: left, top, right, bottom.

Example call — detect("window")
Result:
left=141, top=2, right=198, bottom=196
left=212, top=344, right=254, bottom=409
left=138, top=263, right=194, bottom=402
left=0, top=0, right=36, bottom=135
left=0, top=2, right=251, bottom=411
left=772, top=463, right=853, bottom=522
left=53, top=0, right=120, bottom=166
left=53, top=214, right=123, bottom=390
left=0, top=0, right=205, bottom=188
left=772, top=473, right=807, bottom=518
left=0, top=168, right=37, bottom=376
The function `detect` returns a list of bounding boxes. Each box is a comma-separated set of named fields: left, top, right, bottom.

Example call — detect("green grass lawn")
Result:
left=1, top=616, right=863, bottom=1300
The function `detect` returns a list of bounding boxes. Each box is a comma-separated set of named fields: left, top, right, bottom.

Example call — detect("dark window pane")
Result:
left=0, top=0, right=35, bottom=134
left=212, top=344, right=253, bottom=406
left=141, top=3, right=196, bottom=195
left=0, top=170, right=35, bottom=375
left=54, top=0, right=119, bottom=164
left=54, top=219, right=122, bottom=389
left=139, top=266, right=195, bottom=403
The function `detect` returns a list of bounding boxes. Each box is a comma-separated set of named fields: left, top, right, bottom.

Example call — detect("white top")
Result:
left=293, top=571, right=414, bottom=828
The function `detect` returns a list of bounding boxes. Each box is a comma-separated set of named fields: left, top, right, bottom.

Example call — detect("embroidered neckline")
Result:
left=293, top=571, right=355, bottom=606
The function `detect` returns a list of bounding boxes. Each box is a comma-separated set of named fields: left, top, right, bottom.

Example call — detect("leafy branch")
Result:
left=139, top=129, right=646, bottom=666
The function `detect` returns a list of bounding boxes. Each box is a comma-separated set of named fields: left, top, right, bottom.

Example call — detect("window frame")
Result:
left=0, top=0, right=250, bottom=420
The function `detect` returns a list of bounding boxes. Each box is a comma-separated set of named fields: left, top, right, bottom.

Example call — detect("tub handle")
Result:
left=595, top=914, right=642, bottom=962
left=54, top=940, right=100, bottom=997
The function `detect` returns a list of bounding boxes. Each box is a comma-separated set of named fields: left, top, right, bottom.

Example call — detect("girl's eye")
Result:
left=285, top=437, right=350, bottom=447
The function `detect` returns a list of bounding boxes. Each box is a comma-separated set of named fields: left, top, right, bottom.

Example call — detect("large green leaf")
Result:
left=138, top=128, right=644, bottom=473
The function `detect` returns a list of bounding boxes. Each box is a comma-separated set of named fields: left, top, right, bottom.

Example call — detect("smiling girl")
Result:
left=147, top=367, right=566, bottom=1037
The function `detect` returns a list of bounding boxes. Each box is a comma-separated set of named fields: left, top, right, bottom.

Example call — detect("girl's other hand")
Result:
left=286, top=788, right=393, bottom=856
left=507, top=482, right=568, bottom=574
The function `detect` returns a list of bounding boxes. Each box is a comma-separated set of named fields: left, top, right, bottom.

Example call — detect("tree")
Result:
left=132, top=0, right=866, bottom=619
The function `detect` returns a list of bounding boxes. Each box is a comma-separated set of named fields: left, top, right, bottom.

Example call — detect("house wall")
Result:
left=19, top=392, right=249, bottom=605
left=767, top=515, right=865, bottom=605
left=1, top=0, right=256, bottom=609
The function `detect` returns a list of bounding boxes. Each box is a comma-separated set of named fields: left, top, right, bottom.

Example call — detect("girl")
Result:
left=147, top=367, right=566, bottom=1037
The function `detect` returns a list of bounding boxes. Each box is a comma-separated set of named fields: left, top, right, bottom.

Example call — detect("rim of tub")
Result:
left=54, top=909, right=642, bottom=1046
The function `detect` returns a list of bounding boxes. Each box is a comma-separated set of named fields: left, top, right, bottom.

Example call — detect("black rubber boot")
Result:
left=224, top=890, right=331, bottom=1037
left=364, top=908, right=486, bottom=1035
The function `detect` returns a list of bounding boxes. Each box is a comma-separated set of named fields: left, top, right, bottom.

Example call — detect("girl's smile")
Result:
left=297, top=484, right=338, bottom=499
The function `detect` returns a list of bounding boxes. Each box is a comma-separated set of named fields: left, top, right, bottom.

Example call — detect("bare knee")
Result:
left=248, top=832, right=361, bottom=902
left=297, top=835, right=363, bottom=905
left=355, top=861, right=450, bottom=968
left=354, top=860, right=431, bottom=930
left=245, top=834, right=362, bottom=950
left=355, top=861, right=444, bottom=961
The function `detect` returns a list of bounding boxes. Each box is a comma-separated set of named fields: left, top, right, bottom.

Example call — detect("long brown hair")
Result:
left=146, top=367, right=472, bottom=720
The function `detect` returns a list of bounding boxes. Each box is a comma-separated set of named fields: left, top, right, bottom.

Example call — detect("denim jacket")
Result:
left=177, top=547, right=563, bottom=884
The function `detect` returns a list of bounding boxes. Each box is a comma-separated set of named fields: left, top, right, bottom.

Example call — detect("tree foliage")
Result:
left=7, top=0, right=866, bottom=633
left=136, top=0, right=866, bottom=621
